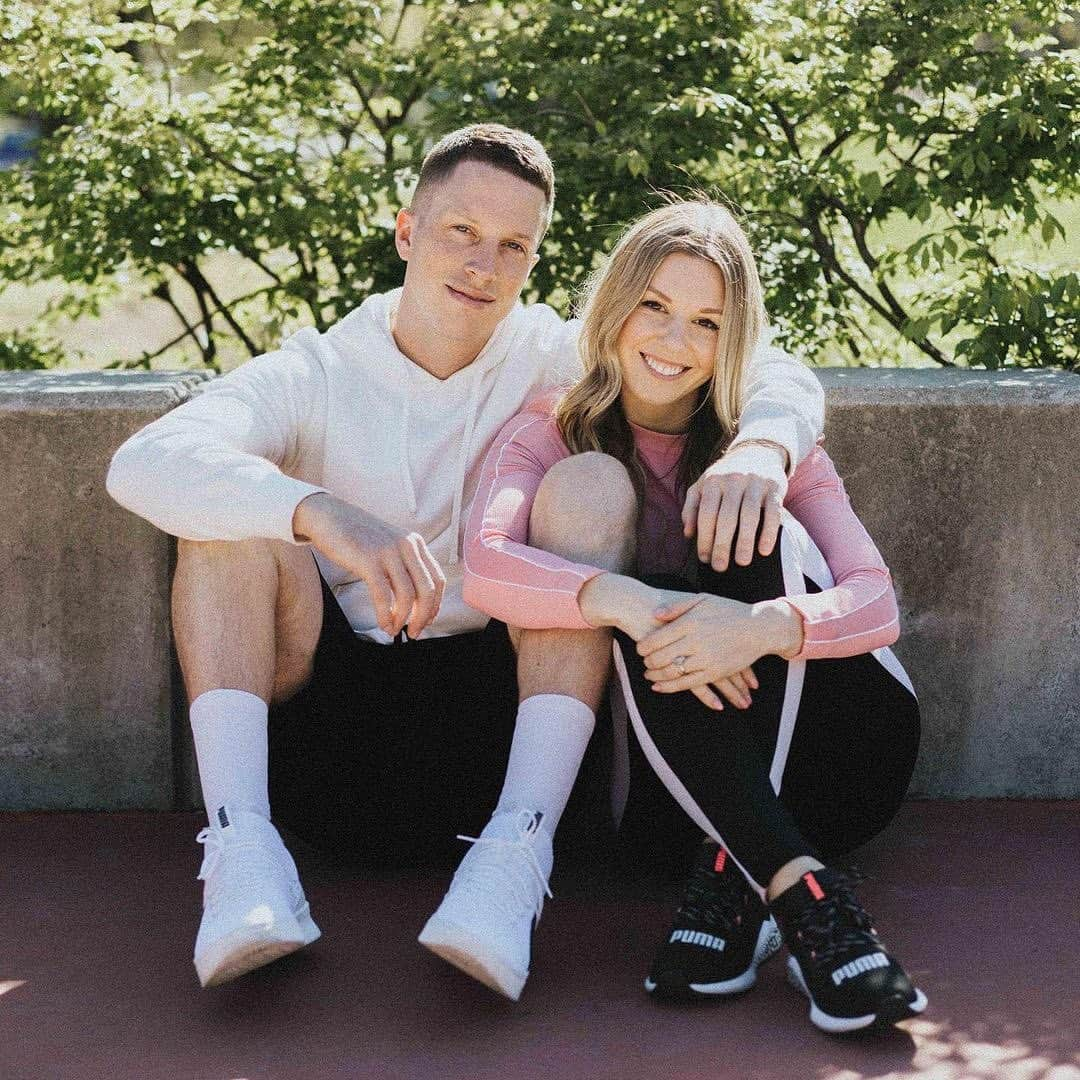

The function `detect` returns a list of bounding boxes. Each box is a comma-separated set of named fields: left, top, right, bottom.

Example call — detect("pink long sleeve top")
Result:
left=462, top=396, right=901, bottom=662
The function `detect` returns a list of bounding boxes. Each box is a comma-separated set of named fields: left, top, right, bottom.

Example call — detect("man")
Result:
left=106, top=124, right=824, bottom=991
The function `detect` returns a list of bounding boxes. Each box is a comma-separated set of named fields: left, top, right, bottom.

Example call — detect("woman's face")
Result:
left=615, top=252, right=725, bottom=434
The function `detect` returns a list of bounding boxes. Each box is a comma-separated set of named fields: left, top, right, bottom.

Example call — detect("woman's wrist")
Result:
left=578, top=573, right=659, bottom=635
left=751, top=598, right=805, bottom=659
left=577, top=572, right=622, bottom=628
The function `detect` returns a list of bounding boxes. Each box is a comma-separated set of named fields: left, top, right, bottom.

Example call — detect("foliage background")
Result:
left=0, top=0, right=1077, bottom=371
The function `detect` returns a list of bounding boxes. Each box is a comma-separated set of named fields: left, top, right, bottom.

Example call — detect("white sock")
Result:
left=494, top=694, right=596, bottom=840
left=189, top=688, right=271, bottom=823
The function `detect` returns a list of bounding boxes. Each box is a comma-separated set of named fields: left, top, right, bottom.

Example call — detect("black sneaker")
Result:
left=645, top=843, right=782, bottom=999
left=771, top=868, right=928, bottom=1034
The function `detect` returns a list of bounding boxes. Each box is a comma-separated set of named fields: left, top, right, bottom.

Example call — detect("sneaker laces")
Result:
left=454, top=813, right=554, bottom=925
left=676, top=859, right=751, bottom=933
left=195, top=825, right=284, bottom=888
left=788, top=873, right=880, bottom=971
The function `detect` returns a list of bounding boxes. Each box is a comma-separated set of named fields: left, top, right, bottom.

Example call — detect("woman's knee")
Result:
left=530, top=452, right=637, bottom=566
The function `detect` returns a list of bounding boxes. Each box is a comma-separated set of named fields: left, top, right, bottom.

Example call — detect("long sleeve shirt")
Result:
left=107, top=288, right=824, bottom=641
left=462, top=397, right=900, bottom=662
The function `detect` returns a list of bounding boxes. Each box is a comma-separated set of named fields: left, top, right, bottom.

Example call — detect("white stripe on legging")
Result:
left=611, top=640, right=770, bottom=898
left=609, top=513, right=918, bottom=891
left=779, top=511, right=916, bottom=699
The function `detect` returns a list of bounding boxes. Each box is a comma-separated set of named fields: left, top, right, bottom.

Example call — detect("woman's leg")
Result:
left=618, top=518, right=920, bottom=896
left=618, top=519, right=926, bottom=1029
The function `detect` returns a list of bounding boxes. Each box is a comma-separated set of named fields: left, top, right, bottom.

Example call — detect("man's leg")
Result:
left=420, top=453, right=637, bottom=1000
left=171, top=536, right=324, bottom=987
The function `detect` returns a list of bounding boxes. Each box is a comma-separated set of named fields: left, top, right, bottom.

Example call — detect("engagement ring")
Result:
left=673, top=655, right=689, bottom=675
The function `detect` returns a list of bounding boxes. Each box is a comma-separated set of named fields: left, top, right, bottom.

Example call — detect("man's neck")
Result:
left=391, top=295, right=491, bottom=381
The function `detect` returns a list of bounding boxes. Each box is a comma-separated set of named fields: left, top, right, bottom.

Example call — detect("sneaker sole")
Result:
left=786, top=956, right=928, bottom=1034
left=196, top=900, right=321, bottom=989
left=645, top=916, right=783, bottom=999
left=418, top=915, right=527, bottom=1001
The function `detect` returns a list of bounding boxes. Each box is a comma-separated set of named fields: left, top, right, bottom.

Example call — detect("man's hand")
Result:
left=293, top=492, right=446, bottom=638
left=682, top=441, right=788, bottom=572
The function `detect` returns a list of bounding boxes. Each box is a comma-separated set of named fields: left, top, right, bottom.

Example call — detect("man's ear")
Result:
left=395, top=207, right=414, bottom=262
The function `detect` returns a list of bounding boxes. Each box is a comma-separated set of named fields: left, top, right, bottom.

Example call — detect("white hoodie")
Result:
left=107, top=288, right=824, bottom=641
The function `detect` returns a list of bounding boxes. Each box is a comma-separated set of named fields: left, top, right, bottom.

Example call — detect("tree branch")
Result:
left=138, top=284, right=279, bottom=365
left=768, top=101, right=803, bottom=159
left=181, top=259, right=260, bottom=356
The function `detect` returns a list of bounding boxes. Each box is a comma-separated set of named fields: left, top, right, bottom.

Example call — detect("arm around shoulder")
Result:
left=729, top=333, right=824, bottom=474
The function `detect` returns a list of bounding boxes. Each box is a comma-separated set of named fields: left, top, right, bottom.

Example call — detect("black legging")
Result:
left=612, top=521, right=921, bottom=895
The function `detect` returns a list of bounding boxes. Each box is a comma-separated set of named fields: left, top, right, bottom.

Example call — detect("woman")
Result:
left=419, top=198, right=927, bottom=1034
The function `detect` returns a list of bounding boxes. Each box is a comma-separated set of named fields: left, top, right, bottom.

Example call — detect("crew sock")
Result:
left=189, top=688, right=271, bottom=822
left=494, top=693, right=595, bottom=842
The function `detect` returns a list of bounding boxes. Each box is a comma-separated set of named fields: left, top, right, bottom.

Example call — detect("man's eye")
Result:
left=505, top=241, right=527, bottom=254
left=452, top=224, right=472, bottom=235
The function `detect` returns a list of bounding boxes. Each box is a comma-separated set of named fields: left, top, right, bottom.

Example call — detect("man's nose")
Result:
left=465, top=243, right=498, bottom=282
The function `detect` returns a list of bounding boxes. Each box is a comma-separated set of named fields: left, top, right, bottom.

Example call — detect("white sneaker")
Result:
left=193, top=803, right=321, bottom=988
left=418, top=809, right=553, bottom=1001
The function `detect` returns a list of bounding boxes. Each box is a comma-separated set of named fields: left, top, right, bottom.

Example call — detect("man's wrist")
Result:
left=751, top=597, right=804, bottom=658
left=726, top=438, right=791, bottom=475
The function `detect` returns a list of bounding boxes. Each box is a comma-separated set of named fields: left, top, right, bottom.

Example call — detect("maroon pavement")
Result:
left=1, top=800, right=1077, bottom=1080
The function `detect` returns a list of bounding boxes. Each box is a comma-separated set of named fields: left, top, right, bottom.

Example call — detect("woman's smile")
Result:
left=641, top=351, right=691, bottom=380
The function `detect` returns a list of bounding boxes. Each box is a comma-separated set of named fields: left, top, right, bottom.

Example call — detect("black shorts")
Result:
left=267, top=561, right=612, bottom=869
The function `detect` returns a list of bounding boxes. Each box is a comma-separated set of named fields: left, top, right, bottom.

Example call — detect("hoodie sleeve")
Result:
left=779, top=446, right=901, bottom=661
left=105, top=345, right=330, bottom=543
left=727, top=331, right=824, bottom=474
left=462, top=407, right=607, bottom=629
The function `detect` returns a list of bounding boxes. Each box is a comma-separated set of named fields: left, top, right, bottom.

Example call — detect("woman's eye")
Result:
left=697, top=319, right=720, bottom=331
left=452, top=224, right=472, bottom=235
left=641, top=299, right=664, bottom=310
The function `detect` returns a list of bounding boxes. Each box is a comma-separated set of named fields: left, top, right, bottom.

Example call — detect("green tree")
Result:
left=0, top=0, right=1076, bottom=370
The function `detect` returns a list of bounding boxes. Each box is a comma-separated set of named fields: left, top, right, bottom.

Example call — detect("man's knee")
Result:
left=530, top=452, right=637, bottom=566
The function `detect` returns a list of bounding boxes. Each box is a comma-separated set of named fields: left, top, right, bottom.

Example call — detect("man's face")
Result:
left=394, top=159, right=547, bottom=346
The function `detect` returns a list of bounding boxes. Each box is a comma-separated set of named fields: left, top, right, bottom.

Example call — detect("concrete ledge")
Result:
left=0, top=368, right=1077, bottom=807
left=817, top=369, right=1080, bottom=797
left=0, top=371, right=212, bottom=809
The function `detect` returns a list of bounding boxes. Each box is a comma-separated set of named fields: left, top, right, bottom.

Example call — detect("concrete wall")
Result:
left=819, top=369, right=1080, bottom=798
left=0, top=368, right=1077, bottom=808
left=0, top=371, right=211, bottom=809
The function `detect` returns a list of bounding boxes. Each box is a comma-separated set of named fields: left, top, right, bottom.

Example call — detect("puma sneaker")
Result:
left=418, top=809, right=553, bottom=1001
left=771, top=868, right=928, bottom=1033
left=193, top=803, right=321, bottom=988
left=646, top=843, right=781, bottom=999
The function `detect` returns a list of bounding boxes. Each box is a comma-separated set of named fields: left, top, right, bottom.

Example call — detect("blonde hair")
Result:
left=556, top=197, right=766, bottom=498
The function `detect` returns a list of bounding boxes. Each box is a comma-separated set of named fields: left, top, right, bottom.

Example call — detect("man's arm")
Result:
left=106, top=346, right=329, bottom=543
left=726, top=331, right=824, bottom=474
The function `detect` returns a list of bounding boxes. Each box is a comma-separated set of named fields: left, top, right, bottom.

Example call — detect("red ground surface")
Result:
left=1, top=800, right=1077, bottom=1080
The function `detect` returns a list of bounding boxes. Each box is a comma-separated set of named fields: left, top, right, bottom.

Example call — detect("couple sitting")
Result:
left=107, top=123, right=926, bottom=1035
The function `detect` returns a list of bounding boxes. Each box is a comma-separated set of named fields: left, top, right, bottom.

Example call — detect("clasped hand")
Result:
left=637, top=594, right=770, bottom=712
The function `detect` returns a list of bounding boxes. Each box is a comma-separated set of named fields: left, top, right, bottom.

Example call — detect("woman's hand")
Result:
left=636, top=592, right=802, bottom=711
left=579, top=575, right=762, bottom=712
